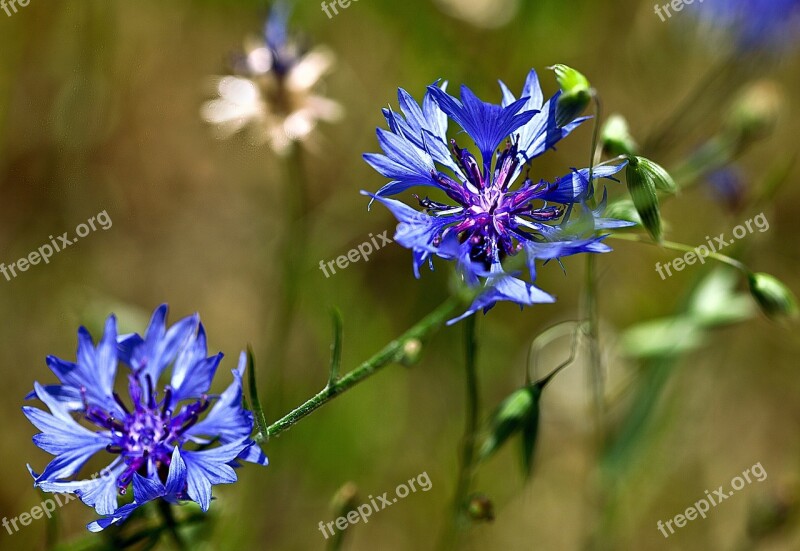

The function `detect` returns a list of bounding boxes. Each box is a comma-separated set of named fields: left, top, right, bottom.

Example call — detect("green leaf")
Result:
left=621, top=316, right=704, bottom=359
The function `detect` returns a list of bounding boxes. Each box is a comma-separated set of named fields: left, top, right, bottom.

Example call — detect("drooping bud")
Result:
left=550, top=64, right=592, bottom=127
left=601, top=114, right=637, bottom=157
left=748, top=272, right=799, bottom=321
left=625, top=156, right=664, bottom=242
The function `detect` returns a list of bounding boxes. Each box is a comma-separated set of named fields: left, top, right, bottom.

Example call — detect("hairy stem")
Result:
left=258, top=297, right=464, bottom=440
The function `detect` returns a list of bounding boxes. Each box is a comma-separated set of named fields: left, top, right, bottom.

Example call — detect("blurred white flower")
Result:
left=434, top=0, right=521, bottom=29
left=201, top=5, right=343, bottom=155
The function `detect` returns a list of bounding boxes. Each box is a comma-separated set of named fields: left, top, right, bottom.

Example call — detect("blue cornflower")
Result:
left=693, top=0, right=800, bottom=52
left=24, top=305, right=267, bottom=532
left=362, top=69, right=631, bottom=323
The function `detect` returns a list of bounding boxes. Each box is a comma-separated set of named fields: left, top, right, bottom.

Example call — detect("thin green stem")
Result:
left=608, top=233, right=749, bottom=273
left=268, top=142, right=309, bottom=414
left=585, top=92, right=606, bottom=429
left=156, top=500, right=187, bottom=551
left=454, top=316, right=480, bottom=525
left=585, top=255, right=605, bottom=428
left=439, top=315, right=480, bottom=551
left=587, top=93, right=603, bottom=204
left=257, top=297, right=464, bottom=440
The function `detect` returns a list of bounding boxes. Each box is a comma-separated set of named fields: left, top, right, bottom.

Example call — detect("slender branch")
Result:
left=258, top=297, right=464, bottom=440
left=608, top=233, right=749, bottom=273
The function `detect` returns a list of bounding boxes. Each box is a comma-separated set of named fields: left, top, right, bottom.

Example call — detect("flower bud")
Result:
left=727, top=81, right=784, bottom=142
left=748, top=272, right=798, bottom=321
left=601, top=114, right=637, bottom=157
left=550, top=64, right=592, bottom=127
left=467, top=493, right=495, bottom=522
left=625, top=156, right=663, bottom=242
left=479, top=385, right=540, bottom=464
left=398, top=338, right=423, bottom=366
left=637, top=157, right=677, bottom=194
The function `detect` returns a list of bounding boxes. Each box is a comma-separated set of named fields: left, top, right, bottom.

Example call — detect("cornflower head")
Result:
left=362, top=69, right=632, bottom=323
left=693, top=0, right=800, bottom=53
left=201, top=2, right=342, bottom=154
left=24, top=305, right=267, bottom=532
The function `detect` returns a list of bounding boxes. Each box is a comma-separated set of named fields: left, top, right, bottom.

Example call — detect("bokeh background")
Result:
left=1, top=0, right=799, bottom=549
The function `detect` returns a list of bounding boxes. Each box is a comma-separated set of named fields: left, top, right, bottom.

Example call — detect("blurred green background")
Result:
left=1, top=0, right=799, bottom=549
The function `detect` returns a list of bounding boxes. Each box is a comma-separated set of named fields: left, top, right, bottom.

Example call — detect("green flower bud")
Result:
left=601, top=114, right=637, bottom=157
left=625, top=156, right=663, bottom=242
left=479, top=385, right=542, bottom=473
left=550, top=64, right=592, bottom=127
left=748, top=272, right=799, bottom=321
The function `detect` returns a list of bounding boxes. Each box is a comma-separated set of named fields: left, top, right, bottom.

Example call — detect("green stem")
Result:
left=156, top=500, right=187, bottom=551
left=439, top=315, right=480, bottom=551
left=269, top=142, right=309, bottom=414
left=585, top=255, right=605, bottom=428
left=454, top=316, right=480, bottom=526
left=608, top=233, right=749, bottom=273
left=586, top=92, right=606, bottom=428
left=258, top=298, right=464, bottom=440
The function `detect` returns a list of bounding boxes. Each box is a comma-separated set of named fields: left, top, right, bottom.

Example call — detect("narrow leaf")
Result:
left=246, top=345, right=269, bottom=440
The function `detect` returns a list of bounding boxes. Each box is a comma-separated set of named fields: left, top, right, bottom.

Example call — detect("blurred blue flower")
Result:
left=363, top=70, right=631, bottom=323
left=24, top=305, right=268, bottom=532
left=694, top=0, right=800, bottom=52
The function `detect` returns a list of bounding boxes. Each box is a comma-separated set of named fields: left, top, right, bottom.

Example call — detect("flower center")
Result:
left=83, top=375, right=209, bottom=493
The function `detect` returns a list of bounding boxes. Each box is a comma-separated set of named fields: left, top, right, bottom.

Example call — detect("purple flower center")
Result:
left=425, top=138, right=565, bottom=268
left=83, top=374, right=209, bottom=493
